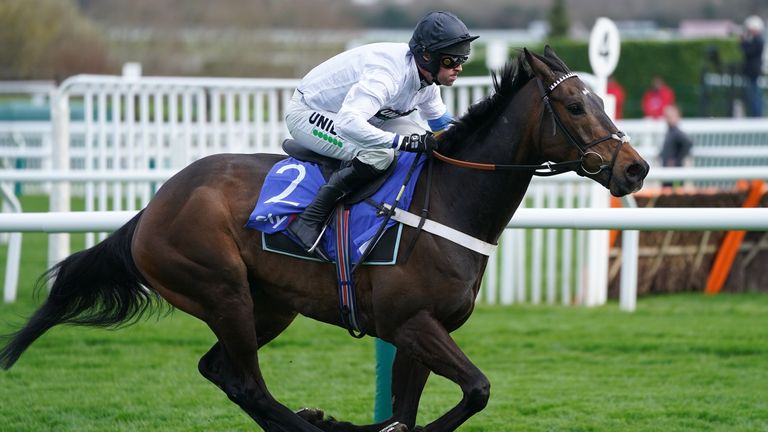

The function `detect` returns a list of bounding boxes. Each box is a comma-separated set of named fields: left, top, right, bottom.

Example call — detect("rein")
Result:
left=433, top=74, right=630, bottom=178
left=432, top=151, right=580, bottom=176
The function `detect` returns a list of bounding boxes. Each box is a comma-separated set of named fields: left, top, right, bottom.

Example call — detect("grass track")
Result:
left=0, top=196, right=766, bottom=430
left=0, top=293, right=766, bottom=431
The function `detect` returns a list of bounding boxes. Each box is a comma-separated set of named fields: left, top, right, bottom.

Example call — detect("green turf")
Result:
left=0, top=196, right=766, bottom=431
left=0, top=293, right=766, bottom=431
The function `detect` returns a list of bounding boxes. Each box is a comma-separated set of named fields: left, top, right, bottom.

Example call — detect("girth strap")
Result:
left=334, top=206, right=365, bottom=338
left=333, top=152, right=424, bottom=339
left=377, top=203, right=497, bottom=256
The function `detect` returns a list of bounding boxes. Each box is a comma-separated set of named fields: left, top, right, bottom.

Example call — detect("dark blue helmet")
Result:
left=409, top=11, right=479, bottom=77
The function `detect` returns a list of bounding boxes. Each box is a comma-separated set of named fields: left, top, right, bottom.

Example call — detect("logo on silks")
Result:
left=374, top=107, right=416, bottom=120
left=309, top=112, right=343, bottom=148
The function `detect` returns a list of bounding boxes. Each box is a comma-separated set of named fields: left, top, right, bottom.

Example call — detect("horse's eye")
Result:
left=566, top=103, right=585, bottom=115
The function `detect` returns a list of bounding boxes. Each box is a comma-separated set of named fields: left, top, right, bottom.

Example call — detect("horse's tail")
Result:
left=0, top=211, right=161, bottom=370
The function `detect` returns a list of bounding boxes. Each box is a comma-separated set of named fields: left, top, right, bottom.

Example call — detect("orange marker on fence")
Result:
left=609, top=195, right=622, bottom=248
left=705, top=180, right=765, bottom=295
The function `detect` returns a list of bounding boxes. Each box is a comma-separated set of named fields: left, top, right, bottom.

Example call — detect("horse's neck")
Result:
left=431, top=90, right=540, bottom=244
left=431, top=167, right=533, bottom=245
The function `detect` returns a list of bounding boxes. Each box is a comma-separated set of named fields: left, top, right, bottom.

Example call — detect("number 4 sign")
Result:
left=589, top=17, right=620, bottom=79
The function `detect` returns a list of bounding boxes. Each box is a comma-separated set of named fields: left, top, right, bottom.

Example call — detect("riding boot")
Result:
left=287, top=158, right=384, bottom=253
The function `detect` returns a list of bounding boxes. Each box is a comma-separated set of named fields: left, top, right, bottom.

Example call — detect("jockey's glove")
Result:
left=395, top=132, right=439, bottom=153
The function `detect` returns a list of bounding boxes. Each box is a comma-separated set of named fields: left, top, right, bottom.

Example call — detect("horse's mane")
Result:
left=439, top=49, right=570, bottom=153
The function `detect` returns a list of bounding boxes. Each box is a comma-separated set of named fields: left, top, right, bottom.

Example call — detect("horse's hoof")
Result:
left=296, top=407, right=324, bottom=423
left=379, top=421, right=408, bottom=432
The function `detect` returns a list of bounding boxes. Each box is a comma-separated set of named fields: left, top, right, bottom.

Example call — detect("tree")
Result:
left=0, top=0, right=110, bottom=80
left=547, top=0, right=570, bottom=39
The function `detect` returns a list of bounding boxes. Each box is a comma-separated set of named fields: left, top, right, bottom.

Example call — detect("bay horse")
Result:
left=0, top=47, right=648, bottom=431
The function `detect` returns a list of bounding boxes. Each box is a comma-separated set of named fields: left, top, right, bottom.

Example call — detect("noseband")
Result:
left=432, top=73, right=630, bottom=178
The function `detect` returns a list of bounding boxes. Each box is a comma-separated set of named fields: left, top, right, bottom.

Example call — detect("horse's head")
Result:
left=524, top=46, right=649, bottom=196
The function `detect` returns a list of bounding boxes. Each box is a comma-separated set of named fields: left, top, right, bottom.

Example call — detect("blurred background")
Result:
left=1, top=0, right=768, bottom=304
left=2, top=0, right=768, bottom=118
left=1, top=6, right=767, bottom=429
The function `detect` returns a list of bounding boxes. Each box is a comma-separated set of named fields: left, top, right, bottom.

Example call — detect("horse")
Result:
left=0, top=47, right=648, bottom=431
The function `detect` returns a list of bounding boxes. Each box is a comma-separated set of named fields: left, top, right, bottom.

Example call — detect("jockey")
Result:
left=285, top=11, right=479, bottom=253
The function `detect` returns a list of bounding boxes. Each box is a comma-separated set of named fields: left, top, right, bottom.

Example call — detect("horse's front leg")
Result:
left=295, top=348, right=429, bottom=432
left=388, top=349, right=431, bottom=428
left=391, top=310, right=490, bottom=432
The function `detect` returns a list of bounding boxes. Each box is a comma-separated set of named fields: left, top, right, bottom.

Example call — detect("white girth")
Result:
left=381, top=204, right=498, bottom=256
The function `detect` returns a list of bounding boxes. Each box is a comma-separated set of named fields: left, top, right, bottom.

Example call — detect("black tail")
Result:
left=0, top=211, right=162, bottom=369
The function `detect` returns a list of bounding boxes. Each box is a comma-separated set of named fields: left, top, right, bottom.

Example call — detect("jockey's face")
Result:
left=415, top=51, right=466, bottom=86
left=436, top=59, right=463, bottom=87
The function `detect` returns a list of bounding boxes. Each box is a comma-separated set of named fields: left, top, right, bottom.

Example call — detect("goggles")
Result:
left=439, top=54, right=469, bottom=69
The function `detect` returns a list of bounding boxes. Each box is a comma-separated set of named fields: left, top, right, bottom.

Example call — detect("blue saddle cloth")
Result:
left=246, top=153, right=426, bottom=264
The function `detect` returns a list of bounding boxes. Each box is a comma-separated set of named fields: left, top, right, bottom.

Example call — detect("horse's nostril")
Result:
left=626, top=162, right=646, bottom=180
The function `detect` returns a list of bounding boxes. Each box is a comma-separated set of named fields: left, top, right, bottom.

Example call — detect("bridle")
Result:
left=432, top=72, right=630, bottom=178
left=402, top=72, right=631, bottom=268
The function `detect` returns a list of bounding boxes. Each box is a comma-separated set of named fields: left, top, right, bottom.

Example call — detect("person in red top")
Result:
left=606, top=75, right=625, bottom=119
left=641, top=77, right=676, bottom=118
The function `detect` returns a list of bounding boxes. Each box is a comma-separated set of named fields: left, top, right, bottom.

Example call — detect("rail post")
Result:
left=49, top=87, right=71, bottom=269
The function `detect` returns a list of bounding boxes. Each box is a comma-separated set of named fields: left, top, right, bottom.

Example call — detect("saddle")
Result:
left=280, top=139, right=417, bottom=337
left=251, top=143, right=426, bottom=265
left=281, top=139, right=397, bottom=204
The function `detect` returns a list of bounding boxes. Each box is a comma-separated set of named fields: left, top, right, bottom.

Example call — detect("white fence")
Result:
left=7, top=76, right=768, bottom=175
left=2, top=74, right=768, bottom=308
left=2, top=204, right=768, bottom=310
left=623, top=117, right=768, bottom=179
left=2, top=166, right=768, bottom=309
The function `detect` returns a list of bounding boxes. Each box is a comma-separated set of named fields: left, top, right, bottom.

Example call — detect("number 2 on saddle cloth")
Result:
left=246, top=152, right=426, bottom=265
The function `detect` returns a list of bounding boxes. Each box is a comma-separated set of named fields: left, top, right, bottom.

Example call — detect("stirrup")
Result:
left=379, top=422, right=407, bottom=432
left=307, top=224, right=328, bottom=254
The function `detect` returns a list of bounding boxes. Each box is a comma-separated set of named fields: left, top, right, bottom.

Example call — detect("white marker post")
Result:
left=586, top=18, right=632, bottom=309
left=588, top=17, right=621, bottom=107
left=584, top=18, right=620, bottom=307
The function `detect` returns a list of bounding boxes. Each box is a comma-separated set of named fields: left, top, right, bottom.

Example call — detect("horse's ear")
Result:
left=543, top=45, right=557, bottom=59
left=523, top=48, right=554, bottom=81
left=543, top=45, right=569, bottom=71
left=523, top=47, right=535, bottom=66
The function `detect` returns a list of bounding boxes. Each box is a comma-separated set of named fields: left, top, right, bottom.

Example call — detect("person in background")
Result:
left=642, top=76, right=676, bottom=119
left=740, top=15, right=765, bottom=117
left=284, top=11, right=478, bottom=252
left=659, top=105, right=693, bottom=188
left=606, top=75, right=625, bottom=120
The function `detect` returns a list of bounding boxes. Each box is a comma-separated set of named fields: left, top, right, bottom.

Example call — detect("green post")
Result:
left=373, top=338, right=396, bottom=422
left=148, top=158, right=157, bottom=195
left=14, top=158, right=24, bottom=196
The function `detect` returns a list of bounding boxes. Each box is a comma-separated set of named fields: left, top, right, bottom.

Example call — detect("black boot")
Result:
left=287, top=158, right=383, bottom=253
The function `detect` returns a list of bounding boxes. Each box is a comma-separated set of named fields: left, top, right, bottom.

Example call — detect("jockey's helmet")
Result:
left=409, top=11, right=479, bottom=78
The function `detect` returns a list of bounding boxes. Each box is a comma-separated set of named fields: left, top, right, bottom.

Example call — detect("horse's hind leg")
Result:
left=135, top=192, right=321, bottom=430
left=198, top=294, right=322, bottom=431
left=199, top=289, right=296, bottom=390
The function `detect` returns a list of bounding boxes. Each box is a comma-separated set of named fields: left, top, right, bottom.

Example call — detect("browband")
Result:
left=548, top=72, right=578, bottom=93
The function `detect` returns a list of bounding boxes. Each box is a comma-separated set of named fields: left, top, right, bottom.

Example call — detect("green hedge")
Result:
left=463, top=38, right=742, bottom=118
